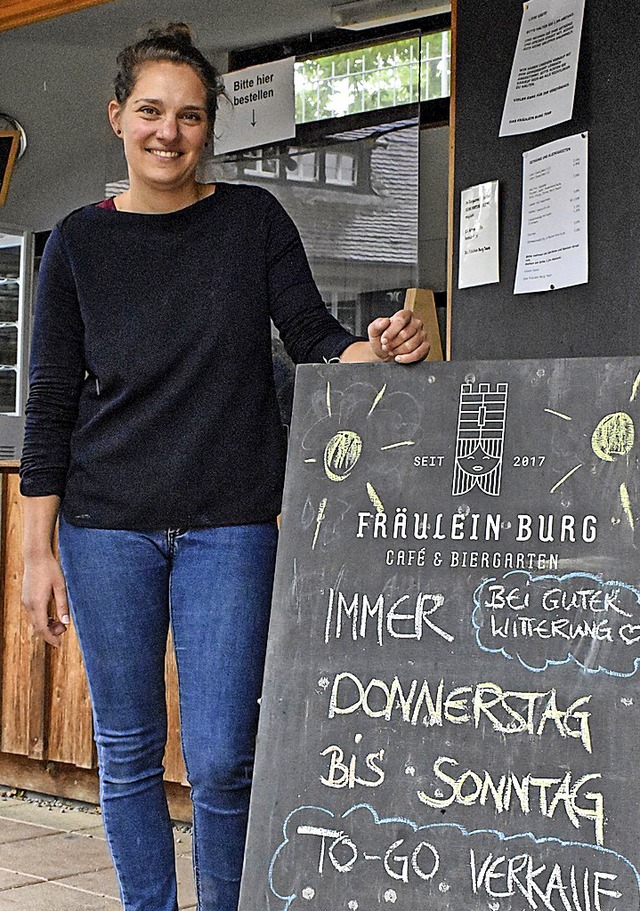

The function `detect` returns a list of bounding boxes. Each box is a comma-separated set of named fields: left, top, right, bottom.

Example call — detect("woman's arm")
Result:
left=22, top=494, right=70, bottom=648
left=20, top=225, right=84, bottom=646
left=262, top=192, right=430, bottom=365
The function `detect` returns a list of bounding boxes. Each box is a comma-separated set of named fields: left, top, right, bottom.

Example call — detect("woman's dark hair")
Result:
left=114, top=23, right=223, bottom=128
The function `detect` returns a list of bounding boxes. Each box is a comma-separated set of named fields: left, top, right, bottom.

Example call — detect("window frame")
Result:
left=228, top=12, right=451, bottom=140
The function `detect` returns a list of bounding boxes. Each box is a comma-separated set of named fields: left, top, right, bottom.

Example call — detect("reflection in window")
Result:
left=295, top=30, right=451, bottom=124
left=243, top=149, right=280, bottom=179
left=286, top=150, right=319, bottom=182
left=325, top=152, right=358, bottom=186
left=0, top=369, right=16, bottom=413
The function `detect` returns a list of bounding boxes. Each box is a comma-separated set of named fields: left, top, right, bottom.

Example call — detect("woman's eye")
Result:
left=182, top=112, right=203, bottom=122
left=139, top=106, right=158, bottom=116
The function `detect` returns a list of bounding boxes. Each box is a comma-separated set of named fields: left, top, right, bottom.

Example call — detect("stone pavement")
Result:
left=0, top=792, right=195, bottom=909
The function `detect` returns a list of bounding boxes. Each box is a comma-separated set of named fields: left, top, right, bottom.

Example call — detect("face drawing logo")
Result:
left=452, top=382, right=509, bottom=497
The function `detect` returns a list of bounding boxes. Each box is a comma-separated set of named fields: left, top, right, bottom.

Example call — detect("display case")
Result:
left=0, top=227, right=34, bottom=460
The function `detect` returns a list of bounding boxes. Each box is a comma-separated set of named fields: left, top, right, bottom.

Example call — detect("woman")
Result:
left=19, top=24, right=430, bottom=911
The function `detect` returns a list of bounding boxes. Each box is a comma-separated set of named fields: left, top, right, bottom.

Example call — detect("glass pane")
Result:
left=207, top=108, right=420, bottom=337
left=285, top=150, right=319, bottom=182
left=0, top=327, right=17, bottom=366
left=0, top=243, right=21, bottom=280
left=0, top=369, right=16, bottom=413
left=295, top=36, right=422, bottom=123
left=0, top=281, right=19, bottom=322
left=294, top=31, right=451, bottom=125
left=420, top=30, right=451, bottom=101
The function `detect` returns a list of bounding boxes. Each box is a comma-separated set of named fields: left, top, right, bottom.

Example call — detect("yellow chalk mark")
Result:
left=368, top=384, right=387, bottom=417
left=304, top=458, right=317, bottom=463
left=323, top=430, right=363, bottom=482
left=366, top=482, right=385, bottom=514
left=550, top=463, right=583, bottom=494
left=620, top=483, right=635, bottom=530
left=592, top=412, right=635, bottom=462
left=312, top=497, right=327, bottom=550
left=326, top=381, right=332, bottom=417
left=630, top=371, right=640, bottom=403
left=380, top=440, right=415, bottom=450
left=544, top=408, right=572, bottom=421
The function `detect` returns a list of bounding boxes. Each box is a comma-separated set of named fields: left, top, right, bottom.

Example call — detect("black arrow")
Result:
left=251, top=109, right=257, bottom=126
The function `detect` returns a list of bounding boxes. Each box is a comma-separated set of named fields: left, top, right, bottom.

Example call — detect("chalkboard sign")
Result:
left=239, top=356, right=640, bottom=910
left=0, top=131, right=19, bottom=207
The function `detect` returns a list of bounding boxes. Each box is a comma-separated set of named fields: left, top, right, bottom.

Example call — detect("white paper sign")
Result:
left=458, top=181, right=500, bottom=289
left=214, top=58, right=295, bottom=155
left=500, top=0, right=585, bottom=137
left=514, top=132, right=588, bottom=294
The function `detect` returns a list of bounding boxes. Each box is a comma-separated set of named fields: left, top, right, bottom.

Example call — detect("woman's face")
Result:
left=108, top=60, right=209, bottom=195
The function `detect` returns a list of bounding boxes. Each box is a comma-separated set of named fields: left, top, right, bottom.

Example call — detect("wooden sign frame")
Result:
left=0, top=131, right=20, bottom=207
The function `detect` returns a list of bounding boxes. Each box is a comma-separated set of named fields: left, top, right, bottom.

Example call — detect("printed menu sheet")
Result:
left=500, top=0, right=586, bottom=136
left=515, top=132, right=588, bottom=294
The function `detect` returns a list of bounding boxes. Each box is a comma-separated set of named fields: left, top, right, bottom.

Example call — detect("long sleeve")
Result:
left=20, top=226, right=85, bottom=497
left=262, top=193, right=364, bottom=364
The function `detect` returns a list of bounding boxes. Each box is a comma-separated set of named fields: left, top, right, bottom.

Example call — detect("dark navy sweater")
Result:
left=20, top=183, right=357, bottom=529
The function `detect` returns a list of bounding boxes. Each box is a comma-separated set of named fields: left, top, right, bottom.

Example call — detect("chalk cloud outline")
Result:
left=472, top=569, right=640, bottom=677
left=268, top=802, right=640, bottom=910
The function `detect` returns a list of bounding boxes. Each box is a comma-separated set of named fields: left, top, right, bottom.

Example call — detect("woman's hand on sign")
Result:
left=367, top=308, right=431, bottom=364
left=339, top=309, right=431, bottom=364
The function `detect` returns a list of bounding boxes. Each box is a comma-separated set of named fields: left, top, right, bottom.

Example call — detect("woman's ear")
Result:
left=108, top=100, right=123, bottom=137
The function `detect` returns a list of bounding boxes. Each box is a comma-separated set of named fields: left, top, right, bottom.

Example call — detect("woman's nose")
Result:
left=155, top=115, right=179, bottom=142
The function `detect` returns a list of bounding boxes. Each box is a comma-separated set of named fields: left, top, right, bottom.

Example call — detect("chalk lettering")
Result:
left=418, top=757, right=605, bottom=845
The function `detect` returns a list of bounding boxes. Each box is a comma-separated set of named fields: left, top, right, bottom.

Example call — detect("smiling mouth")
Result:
left=147, top=149, right=182, bottom=159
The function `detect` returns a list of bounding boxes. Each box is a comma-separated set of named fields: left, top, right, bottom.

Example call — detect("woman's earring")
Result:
left=117, top=129, right=122, bottom=135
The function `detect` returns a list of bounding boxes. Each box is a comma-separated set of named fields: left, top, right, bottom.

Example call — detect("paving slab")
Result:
left=0, top=880, right=119, bottom=909
left=0, top=803, right=102, bottom=833
left=0, top=819, right=62, bottom=845
left=175, top=853, right=196, bottom=908
left=0, top=868, right=43, bottom=891
left=0, top=831, right=113, bottom=880
left=173, top=829, right=192, bottom=857
left=56, top=865, right=120, bottom=900
left=0, top=796, right=196, bottom=907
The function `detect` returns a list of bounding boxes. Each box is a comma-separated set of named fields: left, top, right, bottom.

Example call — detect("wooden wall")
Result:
left=0, top=466, right=191, bottom=820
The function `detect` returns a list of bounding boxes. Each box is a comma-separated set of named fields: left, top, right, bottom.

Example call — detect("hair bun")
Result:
left=143, top=22, right=194, bottom=45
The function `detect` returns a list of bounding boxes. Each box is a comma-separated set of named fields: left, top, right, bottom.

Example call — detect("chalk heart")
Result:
left=323, top=430, right=363, bottom=482
left=591, top=411, right=635, bottom=461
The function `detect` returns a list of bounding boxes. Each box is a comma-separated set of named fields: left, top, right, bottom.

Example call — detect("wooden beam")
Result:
left=0, top=0, right=114, bottom=33
left=0, top=753, right=192, bottom=822
left=446, top=0, right=457, bottom=361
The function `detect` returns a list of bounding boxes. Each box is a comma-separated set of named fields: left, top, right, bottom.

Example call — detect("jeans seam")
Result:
left=168, top=560, right=203, bottom=907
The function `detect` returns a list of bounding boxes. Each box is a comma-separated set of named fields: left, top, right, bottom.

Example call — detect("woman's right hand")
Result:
left=22, top=553, right=70, bottom=647
left=21, top=494, right=69, bottom=647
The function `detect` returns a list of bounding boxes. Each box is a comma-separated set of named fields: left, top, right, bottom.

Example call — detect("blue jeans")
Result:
left=58, top=518, right=278, bottom=911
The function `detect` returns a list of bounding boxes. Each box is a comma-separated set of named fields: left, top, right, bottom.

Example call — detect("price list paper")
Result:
left=515, top=132, right=588, bottom=294
left=239, top=357, right=640, bottom=911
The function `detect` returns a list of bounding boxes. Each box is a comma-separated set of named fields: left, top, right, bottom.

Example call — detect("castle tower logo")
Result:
left=452, top=382, right=509, bottom=497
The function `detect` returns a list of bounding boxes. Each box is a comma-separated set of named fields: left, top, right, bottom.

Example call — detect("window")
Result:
left=285, top=149, right=319, bottom=182
left=242, top=149, right=280, bottom=179
left=234, top=146, right=364, bottom=191
left=294, top=30, right=451, bottom=125
left=325, top=151, right=358, bottom=186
